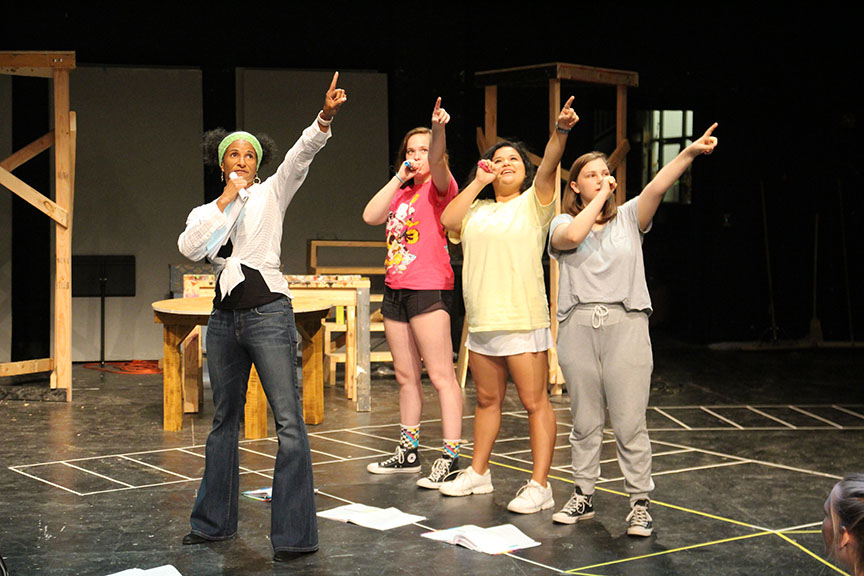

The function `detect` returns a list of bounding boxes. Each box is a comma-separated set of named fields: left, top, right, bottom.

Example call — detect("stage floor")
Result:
left=2, top=338, right=862, bottom=575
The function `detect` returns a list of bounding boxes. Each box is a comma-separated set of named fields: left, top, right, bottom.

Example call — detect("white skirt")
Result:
left=466, top=327, right=553, bottom=356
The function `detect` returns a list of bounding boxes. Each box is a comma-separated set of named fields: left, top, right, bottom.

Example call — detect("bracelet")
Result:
left=556, top=125, right=571, bottom=134
left=395, top=174, right=406, bottom=184
left=317, top=111, right=332, bottom=126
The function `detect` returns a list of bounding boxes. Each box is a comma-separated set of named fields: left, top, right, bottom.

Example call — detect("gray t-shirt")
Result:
left=548, top=197, right=652, bottom=321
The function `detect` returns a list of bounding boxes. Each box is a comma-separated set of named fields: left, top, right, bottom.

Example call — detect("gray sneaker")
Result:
left=552, top=486, right=595, bottom=524
left=366, top=445, right=421, bottom=474
left=416, top=456, right=458, bottom=489
left=626, top=499, right=653, bottom=536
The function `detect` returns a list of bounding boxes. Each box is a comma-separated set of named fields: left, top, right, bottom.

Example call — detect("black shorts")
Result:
left=380, top=287, right=455, bottom=323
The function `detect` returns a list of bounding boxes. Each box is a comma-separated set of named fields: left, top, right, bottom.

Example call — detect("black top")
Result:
left=213, top=264, right=282, bottom=310
left=211, top=243, right=282, bottom=310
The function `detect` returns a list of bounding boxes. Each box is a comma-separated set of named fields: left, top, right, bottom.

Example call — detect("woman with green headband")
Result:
left=177, top=72, right=347, bottom=563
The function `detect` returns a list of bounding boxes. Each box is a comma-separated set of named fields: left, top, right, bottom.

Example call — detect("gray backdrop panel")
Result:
left=71, top=66, right=203, bottom=361
left=237, top=68, right=389, bottom=275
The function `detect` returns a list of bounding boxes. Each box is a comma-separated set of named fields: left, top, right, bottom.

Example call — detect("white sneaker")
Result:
left=507, top=480, right=554, bottom=514
left=438, top=466, right=493, bottom=496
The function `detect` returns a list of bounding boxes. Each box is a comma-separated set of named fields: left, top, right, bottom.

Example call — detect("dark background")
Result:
left=3, top=3, right=862, bottom=359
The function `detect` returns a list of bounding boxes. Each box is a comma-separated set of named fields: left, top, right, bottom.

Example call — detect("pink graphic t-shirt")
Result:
left=384, top=174, right=458, bottom=290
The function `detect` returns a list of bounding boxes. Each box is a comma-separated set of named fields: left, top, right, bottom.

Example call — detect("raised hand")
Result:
left=431, top=97, right=450, bottom=127
left=689, top=123, right=718, bottom=156
left=557, top=96, right=579, bottom=132
left=322, top=71, right=348, bottom=120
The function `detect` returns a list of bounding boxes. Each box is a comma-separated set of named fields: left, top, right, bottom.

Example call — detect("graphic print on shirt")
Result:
left=386, top=193, right=421, bottom=274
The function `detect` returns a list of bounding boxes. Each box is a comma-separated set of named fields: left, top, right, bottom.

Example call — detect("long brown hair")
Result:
left=562, top=151, right=618, bottom=224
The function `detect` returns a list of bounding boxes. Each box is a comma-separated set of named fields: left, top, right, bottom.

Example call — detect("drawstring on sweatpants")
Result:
left=591, top=304, right=609, bottom=329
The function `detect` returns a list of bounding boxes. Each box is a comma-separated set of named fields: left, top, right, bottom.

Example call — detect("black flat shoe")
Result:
left=273, top=549, right=316, bottom=562
left=182, top=532, right=211, bottom=545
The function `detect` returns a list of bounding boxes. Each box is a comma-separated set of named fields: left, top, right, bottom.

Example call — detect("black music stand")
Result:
left=72, top=255, right=136, bottom=366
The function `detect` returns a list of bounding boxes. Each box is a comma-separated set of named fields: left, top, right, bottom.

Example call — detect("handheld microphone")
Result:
left=229, top=172, right=249, bottom=202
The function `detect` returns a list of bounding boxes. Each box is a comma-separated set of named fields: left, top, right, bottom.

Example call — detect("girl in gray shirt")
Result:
left=548, top=123, right=718, bottom=536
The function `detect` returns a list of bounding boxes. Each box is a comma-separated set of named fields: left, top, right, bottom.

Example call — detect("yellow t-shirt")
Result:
left=452, top=184, right=556, bottom=332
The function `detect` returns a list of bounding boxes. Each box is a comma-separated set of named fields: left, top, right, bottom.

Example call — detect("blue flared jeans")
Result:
left=189, top=296, right=318, bottom=552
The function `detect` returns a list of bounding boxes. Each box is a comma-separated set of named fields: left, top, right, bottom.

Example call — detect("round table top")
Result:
left=152, top=297, right=332, bottom=316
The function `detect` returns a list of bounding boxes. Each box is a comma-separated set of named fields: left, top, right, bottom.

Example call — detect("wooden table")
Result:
left=170, top=271, right=374, bottom=412
left=152, top=297, right=331, bottom=438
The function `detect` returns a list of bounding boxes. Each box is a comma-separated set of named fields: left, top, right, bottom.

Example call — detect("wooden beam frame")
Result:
left=0, top=358, right=54, bottom=377
left=0, top=168, right=69, bottom=227
left=475, top=62, right=638, bottom=89
left=0, top=51, right=77, bottom=400
left=0, top=51, right=75, bottom=78
left=547, top=77, right=563, bottom=386
left=0, top=132, right=55, bottom=171
left=461, top=61, right=639, bottom=393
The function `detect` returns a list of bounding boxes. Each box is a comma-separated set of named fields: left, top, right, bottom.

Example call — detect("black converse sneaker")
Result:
left=626, top=499, right=653, bottom=536
left=366, top=445, right=421, bottom=474
left=416, top=456, right=458, bottom=489
left=552, top=486, right=595, bottom=524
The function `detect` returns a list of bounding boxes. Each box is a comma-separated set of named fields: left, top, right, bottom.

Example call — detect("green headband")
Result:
left=218, top=131, right=263, bottom=166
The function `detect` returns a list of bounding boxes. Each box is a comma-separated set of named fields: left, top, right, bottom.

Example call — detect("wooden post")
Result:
left=69, top=112, right=77, bottom=209
left=295, top=310, right=329, bottom=425
left=244, top=365, right=268, bottom=439
left=484, top=85, right=498, bottom=150
left=162, top=324, right=195, bottom=431
left=548, top=78, right=565, bottom=395
left=354, top=285, right=371, bottom=412
left=456, top=322, right=469, bottom=388
left=182, top=327, right=202, bottom=413
left=345, top=304, right=357, bottom=400
left=53, top=68, right=73, bottom=400
left=616, top=85, right=628, bottom=203
left=472, top=63, right=638, bottom=391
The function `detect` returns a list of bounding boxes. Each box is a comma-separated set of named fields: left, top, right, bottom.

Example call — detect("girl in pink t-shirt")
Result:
left=362, top=98, right=462, bottom=488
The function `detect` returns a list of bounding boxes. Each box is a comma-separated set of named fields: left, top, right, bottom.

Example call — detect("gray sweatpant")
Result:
left=557, top=304, right=655, bottom=504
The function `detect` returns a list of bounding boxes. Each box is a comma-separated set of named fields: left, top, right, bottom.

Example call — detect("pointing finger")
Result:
left=329, top=71, right=339, bottom=92
left=564, top=95, right=575, bottom=110
left=702, top=122, right=718, bottom=141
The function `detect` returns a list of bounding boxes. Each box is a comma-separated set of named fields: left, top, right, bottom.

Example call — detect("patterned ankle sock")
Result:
left=400, top=424, right=420, bottom=449
left=442, top=438, right=460, bottom=460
